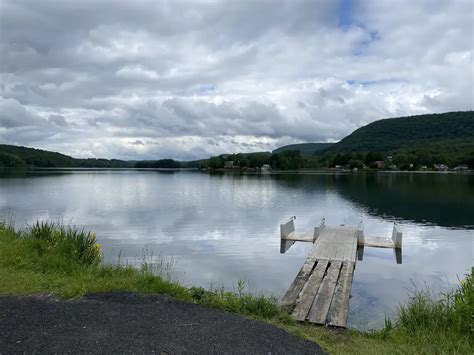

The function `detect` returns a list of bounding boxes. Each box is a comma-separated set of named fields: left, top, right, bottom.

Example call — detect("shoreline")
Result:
left=1, top=166, right=473, bottom=175
left=1, top=221, right=471, bottom=354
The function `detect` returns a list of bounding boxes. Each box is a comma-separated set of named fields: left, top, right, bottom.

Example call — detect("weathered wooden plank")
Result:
left=328, top=261, right=355, bottom=327
left=364, top=236, right=395, bottom=248
left=346, top=234, right=355, bottom=260
left=326, top=241, right=338, bottom=260
left=345, top=229, right=355, bottom=260
left=307, top=261, right=342, bottom=324
left=282, top=232, right=315, bottom=242
left=342, top=239, right=352, bottom=260
left=292, top=260, right=329, bottom=321
left=280, top=257, right=317, bottom=308
left=310, top=227, right=358, bottom=262
left=350, top=233, right=357, bottom=261
left=334, top=244, right=342, bottom=260
left=282, top=225, right=358, bottom=326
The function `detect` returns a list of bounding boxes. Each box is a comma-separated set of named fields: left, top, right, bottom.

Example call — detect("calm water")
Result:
left=1, top=169, right=472, bottom=329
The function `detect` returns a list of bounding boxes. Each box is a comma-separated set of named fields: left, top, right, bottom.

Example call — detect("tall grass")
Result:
left=1, top=220, right=472, bottom=354
left=396, top=270, right=473, bottom=338
left=23, top=221, right=102, bottom=265
left=188, top=282, right=287, bottom=320
left=374, top=269, right=474, bottom=353
left=0, top=220, right=284, bottom=320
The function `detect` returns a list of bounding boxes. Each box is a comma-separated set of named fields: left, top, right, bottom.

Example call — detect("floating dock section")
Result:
left=280, top=218, right=402, bottom=328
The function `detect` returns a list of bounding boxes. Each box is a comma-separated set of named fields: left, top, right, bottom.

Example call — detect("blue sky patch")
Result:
left=338, top=0, right=353, bottom=29
left=346, top=78, right=409, bottom=86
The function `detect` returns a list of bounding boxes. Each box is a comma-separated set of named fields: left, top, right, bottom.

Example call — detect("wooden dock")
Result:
left=279, top=218, right=402, bottom=328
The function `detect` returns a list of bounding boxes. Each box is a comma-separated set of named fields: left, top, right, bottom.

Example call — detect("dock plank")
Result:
left=281, top=225, right=359, bottom=327
left=280, top=257, right=316, bottom=308
left=328, top=261, right=355, bottom=327
left=282, top=232, right=315, bottom=242
left=364, top=236, right=395, bottom=248
left=307, top=261, right=342, bottom=324
left=292, top=260, right=329, bottom=321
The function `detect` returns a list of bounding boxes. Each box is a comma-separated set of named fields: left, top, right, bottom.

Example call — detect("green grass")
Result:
left=0, top=220, right=472, bottom=354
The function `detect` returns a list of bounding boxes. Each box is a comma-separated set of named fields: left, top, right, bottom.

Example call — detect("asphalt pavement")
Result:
left=0, top=292, right=325, bottom=354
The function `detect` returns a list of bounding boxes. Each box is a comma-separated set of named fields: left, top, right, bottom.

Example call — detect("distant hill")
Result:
left=0, top=144, right=133, bottom=168
left=0, top=144, right=201, bottom=169
left=273, top=112, right=474, bottom=156
left=0, top=145, right=75, bottom=168
left=203, top=111, right=473, bottom=170
left=2, top=111, right=473, bottom=170
left=327, top=111, right=473, bottom=153
left=273, top=143, right=333, bottom=155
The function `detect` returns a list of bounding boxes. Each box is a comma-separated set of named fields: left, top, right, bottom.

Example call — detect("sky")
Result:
left=0, top=0, right=473, bottom=161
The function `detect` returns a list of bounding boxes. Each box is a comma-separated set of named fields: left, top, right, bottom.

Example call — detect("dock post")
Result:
left=392, top=223, right=402, bottom=248
left=313, top=218, right=325, bottom=241
left=280, top=217, right=295, bottom=239
left=357, top=221, right=365, bottom=246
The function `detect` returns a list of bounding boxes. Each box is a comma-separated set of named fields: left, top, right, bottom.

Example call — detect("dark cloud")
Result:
left=0, top=0, right=472, bottom=159
left=48, top=114, right=68, bottom=126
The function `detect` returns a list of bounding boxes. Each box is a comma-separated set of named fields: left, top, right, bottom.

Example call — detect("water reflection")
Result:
left=0, top=169, right=472, bottom=329
left=356, top=245, right=402, bottom=264
left=269, top=172, right=474, bottom=229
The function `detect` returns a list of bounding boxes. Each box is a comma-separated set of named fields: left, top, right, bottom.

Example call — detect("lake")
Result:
left=0, top=169, right=472, bottom=329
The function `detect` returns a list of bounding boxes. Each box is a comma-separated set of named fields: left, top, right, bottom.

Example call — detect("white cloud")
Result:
left=0, top=0, right=472, bottom=160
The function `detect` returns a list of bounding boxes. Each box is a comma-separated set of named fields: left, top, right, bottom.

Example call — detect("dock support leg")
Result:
left=357, top=221, right=365, bottom=246
left=392, top=223, right=402, bottom=248
left=313, top=218, right=325, bottom=241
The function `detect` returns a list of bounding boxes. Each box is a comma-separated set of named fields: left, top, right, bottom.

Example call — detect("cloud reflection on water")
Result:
left=0, top=170, right=472, bottom=329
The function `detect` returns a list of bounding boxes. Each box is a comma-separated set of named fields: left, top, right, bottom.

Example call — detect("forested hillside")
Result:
left=2, top=111, right=473, bottom=170
left=203, top=111, right=474, bottom=170
left=0, top=145, right=133, bottom=168
left=273, top=143, right=333, bottom=155
left=327, top=111, right=473, bottom=153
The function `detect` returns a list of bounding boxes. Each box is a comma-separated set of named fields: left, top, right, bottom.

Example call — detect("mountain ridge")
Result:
left=1, top=111, right=473, bottom=168
left=273, top=111, right=473, bottom=155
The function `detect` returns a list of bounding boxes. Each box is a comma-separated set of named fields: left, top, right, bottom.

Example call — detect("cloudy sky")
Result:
left=0, top=0, right=472, bottom=160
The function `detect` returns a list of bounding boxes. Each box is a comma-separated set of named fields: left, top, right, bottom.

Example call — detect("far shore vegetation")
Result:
left=1, top=111, right=473, bottom=172
left=1, top=220, right=472, bottom=354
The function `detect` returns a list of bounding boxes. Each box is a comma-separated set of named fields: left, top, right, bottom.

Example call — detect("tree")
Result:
left=208, top=156, right=224, bottom=170
left=364, top=152, right=384, bottom=165
left=0, top=152, right=26, bottom=167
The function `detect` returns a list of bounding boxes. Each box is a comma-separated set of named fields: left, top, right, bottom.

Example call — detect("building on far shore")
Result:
left=434, top=164, right=448, bottom=171
left=374, top=161, right=385, bottom=169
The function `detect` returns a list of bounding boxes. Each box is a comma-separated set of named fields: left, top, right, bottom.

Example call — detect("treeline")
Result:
left=319, top=138, right=474, bottom=169
left=0, top=145, right=195, bottom=169
left=0, top=145, right=134, bottom=168
left=202, top=151, right=306, bottom=170
left=202, top=139, right=474, bottom=171
left=135, top=159, right=182, bottom=168
left=212, top=111, right=473, bottom=171
left=2, top=111, right=472, bottom=170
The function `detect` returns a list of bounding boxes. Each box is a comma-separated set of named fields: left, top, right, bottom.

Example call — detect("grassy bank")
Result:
left=1, top=221, right=472, bottom=354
